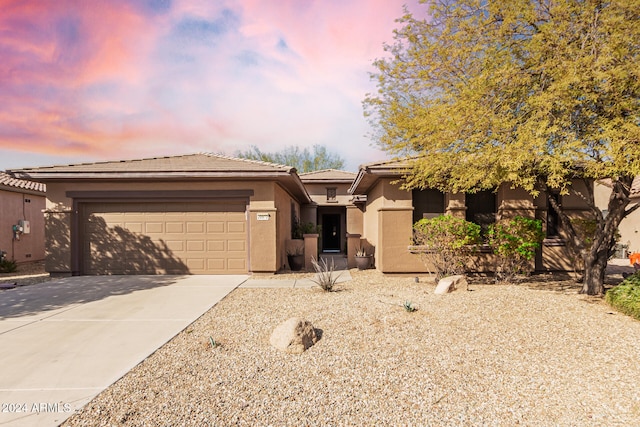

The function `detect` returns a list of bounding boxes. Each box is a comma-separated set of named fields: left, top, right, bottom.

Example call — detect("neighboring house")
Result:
left=9, top=154, right=310, bottom=275
left=595, top=177, right=640, bottom=256
left=347, top=159, right=594, bottom=273
left=0, top=172, right=46, bottom=263
left=10, top=153, right=598, bottom=276
left=299, top=169, right=358, bottom=254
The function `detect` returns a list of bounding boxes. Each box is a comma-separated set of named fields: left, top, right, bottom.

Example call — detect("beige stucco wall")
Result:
left=0, top=189, right=46, bottom=264
left=359, top=179, right=423, bottom=272
left=304, top=182, right=352, bottom=206
left=618, top=201, right=640, bottom=254
left=359, top=178, right=593, bottom=274
left=43, top=180, right=295, bottom=274
left=346, top=205, right=363, bottom=236
left=595, top=181, right=640, bottom=255
left=497, top=186, right=535, bottom=219
left=44, top=181, right=277, bottom=211
left=45, top=211, right=71, bottom=274
left=532, top=180, right=594, bottom=272
left=362, top=180, right=384, bottom=258
left=273, top=183, right=299, bottom=271
left=377, top=207, right=425, bottom=272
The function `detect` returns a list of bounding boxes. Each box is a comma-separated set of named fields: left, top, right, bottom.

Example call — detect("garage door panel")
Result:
left=228, top=240, right=246, bottom=251
left=143, top=222, right=163, bottom=233
left=186, top=222, right=205, bottom=233
left=186, top=258, right=206, bottom=270
left=123, top=222, right=142, bottom=233
left=83, top=202, right=248, bottom=275
left=207, top=259, right=225, bottom=270
left=207, top=222, right=225, bottom=233
left=228, top=221, right=245, bottom=233
left=186, top=241, right=205, bottom=252
left=165, top=222, right=184, bottom=233
left=165, top=240, right=185, bottom=252
left=228, top=259, right=247, bottom=270
left=208, top=240, right=225, bottom=251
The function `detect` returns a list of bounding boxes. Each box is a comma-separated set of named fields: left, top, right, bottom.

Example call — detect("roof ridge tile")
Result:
left=199, top=152, right=292, bottom=170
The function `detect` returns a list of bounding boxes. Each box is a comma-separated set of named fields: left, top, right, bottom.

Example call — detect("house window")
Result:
left=547, top=192, right=561, bottom=238
left=465, top=190, right=496, bottom=232
left=412, top=189, right=445, bottom=223
left=326, top=187, right=337, bottom=202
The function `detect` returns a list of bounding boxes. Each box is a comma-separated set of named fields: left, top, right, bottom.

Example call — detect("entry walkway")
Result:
left=0, top=275, right=247, bottom=427
left=241, top=254, right=352, bottom=288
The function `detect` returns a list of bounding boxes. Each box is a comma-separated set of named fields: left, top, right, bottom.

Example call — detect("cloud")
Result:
left=0, top=0, right=417, bottom=170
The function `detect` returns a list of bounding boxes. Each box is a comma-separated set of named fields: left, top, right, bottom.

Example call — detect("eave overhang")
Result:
left=348, top=161, right=412, bottom=195
left=9, top=169, right=312, bottom=204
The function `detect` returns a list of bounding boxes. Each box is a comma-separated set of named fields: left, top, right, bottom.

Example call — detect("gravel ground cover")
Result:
left=0, top=260, right=50, bottom=287
left=61, top=270, right=640, bottom=426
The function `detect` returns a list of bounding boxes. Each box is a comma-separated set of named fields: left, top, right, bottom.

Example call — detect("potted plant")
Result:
left=287, top=246, right=305, bottom=271
left=292, top=220, right=321, bottom=239
left=355, top=246, right=372, bottom=270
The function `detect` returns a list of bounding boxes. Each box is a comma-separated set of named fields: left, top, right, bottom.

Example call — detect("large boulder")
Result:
left=434, top=275, right=468, bottom=294
left=269, top=317, right=318, bottom=354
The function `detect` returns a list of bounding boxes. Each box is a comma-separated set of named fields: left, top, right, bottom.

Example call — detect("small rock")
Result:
left=435, top=275, right=467, bottom=294
left=269, top=317, right=318, bottom=354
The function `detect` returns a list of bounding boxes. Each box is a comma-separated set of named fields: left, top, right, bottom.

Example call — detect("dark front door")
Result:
left=322, top=214, right=341, bottom=252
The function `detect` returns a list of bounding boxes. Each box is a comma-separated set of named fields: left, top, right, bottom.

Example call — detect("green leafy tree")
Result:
left=235, top=145, right=345, bottom=173
left=365, top=0, right=640, bottom=295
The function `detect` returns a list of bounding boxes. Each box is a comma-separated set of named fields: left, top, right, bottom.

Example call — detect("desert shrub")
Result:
left=310, top=257, right=341, bottom=292
left=0, top=258, right=17, bottom=273
left=413, top=215, right=482, bottom=282
left=487, top=216, right=544, bottom=282
left=403, top=301, right=417, bottom=312
left=606, top=273, right=640, bottom=321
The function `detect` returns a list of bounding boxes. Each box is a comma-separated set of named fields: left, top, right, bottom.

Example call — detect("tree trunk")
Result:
left=579, top=176, right=637, bottom=295
left=581, top=246, right=609, bottom=296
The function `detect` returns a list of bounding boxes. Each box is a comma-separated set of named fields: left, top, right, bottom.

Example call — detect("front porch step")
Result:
left=318, top=254, right=348, bottom=270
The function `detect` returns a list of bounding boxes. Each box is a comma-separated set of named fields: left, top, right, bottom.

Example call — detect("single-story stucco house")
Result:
left=9, top=154, right=311, bottom=275
left=0, top=172, right=46, bottom=264
left=347, top=159, right=594, bottom=273
left=10, top=154, right=597, bottom=276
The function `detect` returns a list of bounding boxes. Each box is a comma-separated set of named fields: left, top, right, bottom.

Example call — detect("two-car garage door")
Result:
left=81, top=202, right=248, bottom=275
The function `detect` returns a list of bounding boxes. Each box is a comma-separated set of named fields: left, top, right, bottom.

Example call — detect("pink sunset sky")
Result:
left=0, top=0, right=424, bottom=172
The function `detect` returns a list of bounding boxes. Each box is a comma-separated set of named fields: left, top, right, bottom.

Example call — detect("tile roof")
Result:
left=349, top=157, right=415, bottom=195
left=357, top=158, right=413, bottom=169
left=0, top=172, right=46, bottom=193
left=9, top=153, right=293, bottom=175
left=299, top=169, right=357, bottom=182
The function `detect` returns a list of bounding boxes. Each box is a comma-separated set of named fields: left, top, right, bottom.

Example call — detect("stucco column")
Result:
left=249, top=207, right=278, bottom=273
left=346, top=233, right=362, bottom=269
left=44, top=210, right=73, bottom=276
left=303, top=233, right=319, bottom=271
left=377, top=207, right=425, bottom=273
left=301, top=203, right=318, bottom=226
left=346, top=205, right=363, bottom=235
left=446, top=193, right=466, bottom=218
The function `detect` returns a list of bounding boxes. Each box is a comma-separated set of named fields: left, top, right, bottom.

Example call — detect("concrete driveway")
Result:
left=0, top=275, right=247, bottom=427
